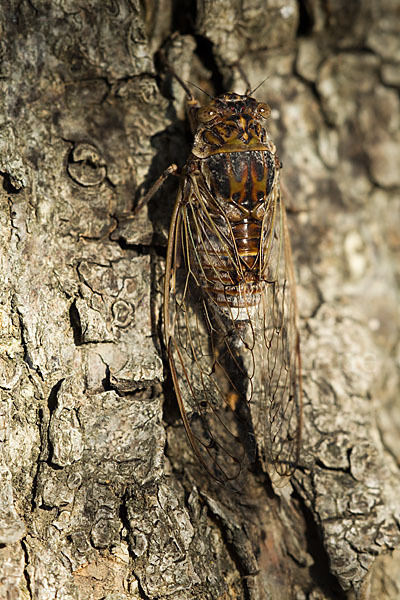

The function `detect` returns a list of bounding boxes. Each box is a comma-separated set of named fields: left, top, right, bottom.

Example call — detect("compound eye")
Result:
left=197, top=106, right=218, bottom=122
left=257, top=102, right=271, bottom=118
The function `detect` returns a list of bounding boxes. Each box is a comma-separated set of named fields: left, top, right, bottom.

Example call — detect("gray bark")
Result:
left=0, top=1, right=399, bottom=599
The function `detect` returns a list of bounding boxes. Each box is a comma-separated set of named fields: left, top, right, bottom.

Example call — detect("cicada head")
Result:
left=192, top=93, right=272, bottom=158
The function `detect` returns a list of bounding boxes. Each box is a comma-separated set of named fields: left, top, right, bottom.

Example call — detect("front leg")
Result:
left=165, top=65, right=202, bottom=134
left=134, top=164, right=179, bottom=214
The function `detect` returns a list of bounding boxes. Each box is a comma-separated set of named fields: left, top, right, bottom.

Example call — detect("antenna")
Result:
left=186, top=81, right=214, bottom=99
left=164, top=64, right=214, bottom=101
left=250, top=76, right=270, bottom=95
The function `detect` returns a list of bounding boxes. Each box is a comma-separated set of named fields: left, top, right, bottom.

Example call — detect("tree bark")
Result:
left=1, top=1, right=399, bottom=599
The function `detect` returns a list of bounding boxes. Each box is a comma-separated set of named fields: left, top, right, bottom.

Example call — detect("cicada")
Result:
left=160, top=75, right=302, bottom=485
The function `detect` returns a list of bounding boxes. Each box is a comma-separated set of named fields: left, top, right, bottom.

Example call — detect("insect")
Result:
left=149, top=73, right=302, bottom=485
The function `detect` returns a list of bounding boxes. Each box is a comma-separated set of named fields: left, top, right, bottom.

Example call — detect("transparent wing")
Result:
left=164, top=174, right=302, bottom=485
left=253, top=186, right=302, bottom=485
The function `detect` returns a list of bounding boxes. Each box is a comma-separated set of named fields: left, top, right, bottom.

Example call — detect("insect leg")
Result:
left=233, top=62, right=252, bottom=94
left=164, top=64, right=202, bottom=133
left=134, top=164, right=179, bottom=214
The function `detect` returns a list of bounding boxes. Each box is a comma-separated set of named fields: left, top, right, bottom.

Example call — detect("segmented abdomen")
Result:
left=190, top=150, right=278, bottom=319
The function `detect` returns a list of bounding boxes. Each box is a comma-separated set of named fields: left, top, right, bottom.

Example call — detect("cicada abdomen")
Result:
left=164, top=88, right=302, bottom=485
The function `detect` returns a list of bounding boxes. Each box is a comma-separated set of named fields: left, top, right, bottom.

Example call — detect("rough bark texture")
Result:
left=0, top=1, right=399, bottom=599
